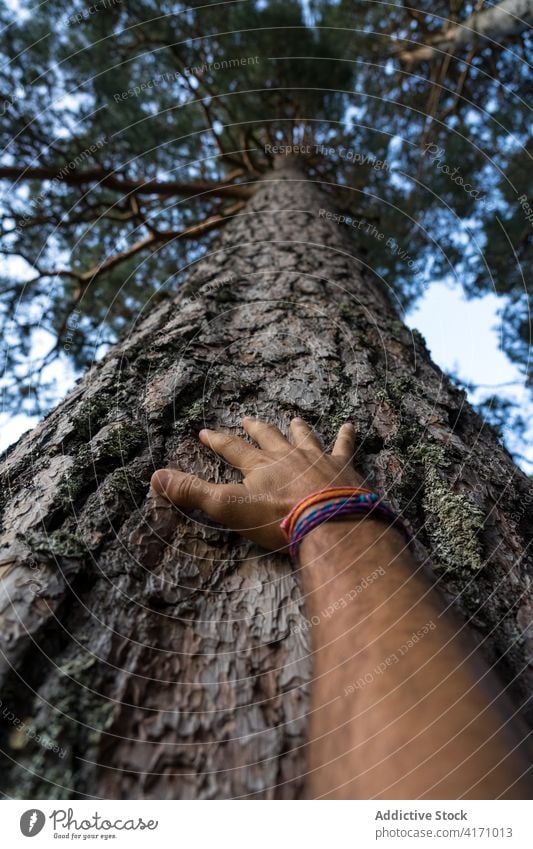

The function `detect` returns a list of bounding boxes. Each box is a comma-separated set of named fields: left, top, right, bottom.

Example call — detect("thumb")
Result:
left=150, top=468, right=244, bottom=522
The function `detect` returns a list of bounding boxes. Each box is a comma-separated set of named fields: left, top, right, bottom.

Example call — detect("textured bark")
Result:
left=0, top=161, right=532, bottom=800
left=399, top=0, right=533, bottom=66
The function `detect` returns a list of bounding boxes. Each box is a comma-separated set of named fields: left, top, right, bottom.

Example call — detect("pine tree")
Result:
left=1, top=0, right=530, bottom=409
left=0, top=1, right=531, bottom=798
left=1, top=159, right=532, bottom=799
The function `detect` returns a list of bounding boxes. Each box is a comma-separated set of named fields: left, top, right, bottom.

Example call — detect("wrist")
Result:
left=280, top=486, right=410, bottom=565
left=298, top=516, right=408, bottom=589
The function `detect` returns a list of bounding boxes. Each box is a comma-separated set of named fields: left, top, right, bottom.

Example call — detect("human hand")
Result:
left=150, top=417, right=363, bottom=551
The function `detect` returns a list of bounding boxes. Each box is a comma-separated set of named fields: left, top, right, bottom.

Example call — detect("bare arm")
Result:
left=150, top=417, right=532, bottom=799
left=299, top=518, right=532, bottom=799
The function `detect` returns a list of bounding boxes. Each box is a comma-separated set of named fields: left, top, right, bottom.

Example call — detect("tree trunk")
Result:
left=0, top=159, right=532, bottom=800
left=398, top=0, right=533, bottom=66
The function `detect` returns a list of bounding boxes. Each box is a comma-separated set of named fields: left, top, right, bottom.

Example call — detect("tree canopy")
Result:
left=0, top=0, right=531, bottom=448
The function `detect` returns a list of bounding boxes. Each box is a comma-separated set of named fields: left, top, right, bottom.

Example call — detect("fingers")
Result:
left=242, top=416, right=289, bottom=450
left=331, top=422, right=356, bottom=460
left=150, top=468, right=245, bottom=522
left=289, top=417, right=324, bottom=453
left=199, top=428, right=261, bottom=472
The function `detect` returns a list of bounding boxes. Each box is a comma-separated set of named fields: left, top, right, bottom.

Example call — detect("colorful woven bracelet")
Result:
left=280, top=487, right=410, bottom=561
left=280, top=486, right=372, bottom=539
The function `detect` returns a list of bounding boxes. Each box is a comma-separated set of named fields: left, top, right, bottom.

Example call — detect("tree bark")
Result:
left=0, top=160, right=532, bottom=799
left=398, top=0, right=533, bottom=66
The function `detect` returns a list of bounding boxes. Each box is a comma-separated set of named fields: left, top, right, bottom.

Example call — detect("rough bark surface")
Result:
left=399, top=0, right=533, bottom=65
left=0, top=162, right=532, bottom=799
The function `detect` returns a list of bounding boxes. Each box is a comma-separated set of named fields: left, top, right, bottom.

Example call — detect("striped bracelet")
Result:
left=280, top=486, right=410, bottom=561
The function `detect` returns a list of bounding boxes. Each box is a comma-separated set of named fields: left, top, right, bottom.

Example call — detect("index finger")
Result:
left=242, top=417, right=289, bottom=450
left=199, top=428, right=262, bottom=473
left=331, top=422, right=357, bottom=460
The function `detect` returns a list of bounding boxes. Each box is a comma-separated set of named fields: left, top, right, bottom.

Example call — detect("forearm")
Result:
left=299, top=518, right=532, bottom=799
left=151, top=415, right=532, bottom=800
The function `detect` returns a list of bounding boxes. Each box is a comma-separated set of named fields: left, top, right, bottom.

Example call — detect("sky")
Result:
left=407, top=283, right=532, bottom=469
left=1, top=277, right=531, bottom=470
left=0, top=0, right=529, bottom=469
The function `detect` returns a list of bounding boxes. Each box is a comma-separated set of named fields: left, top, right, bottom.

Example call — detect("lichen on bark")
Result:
left=412, top=446, right=485, bottom=572
left=0, top=161, right=532, bottom=799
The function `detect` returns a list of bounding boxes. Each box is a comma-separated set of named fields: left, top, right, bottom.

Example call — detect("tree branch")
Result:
left=78, top=200, right=244, bottom=283
left=396, top=0, right=532, bottom=66
left=0, top=166, right=254, bottom=200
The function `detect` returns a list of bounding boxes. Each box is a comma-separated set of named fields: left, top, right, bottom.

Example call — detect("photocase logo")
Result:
left=20, top=809, right=46, bottom=837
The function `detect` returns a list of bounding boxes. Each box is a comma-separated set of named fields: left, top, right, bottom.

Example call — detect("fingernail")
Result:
left=343, top=422, right=354, bottom=429
left=243, top=415, right=254, bottom=422
left=199, top=428, right=210, bottom=437
left=151, top=470, right=171, bottom=493
left=293, top=416, right=304, bottom=422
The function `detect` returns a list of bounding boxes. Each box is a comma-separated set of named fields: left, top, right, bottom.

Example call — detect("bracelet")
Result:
left=280, top=486, right=410, bottom=561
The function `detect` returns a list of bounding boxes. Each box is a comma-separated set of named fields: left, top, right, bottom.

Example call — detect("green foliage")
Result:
left=0, top=0, right=530, bottom=427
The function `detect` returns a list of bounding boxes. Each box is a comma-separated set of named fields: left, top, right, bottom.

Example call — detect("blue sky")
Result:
left=407, top=283, right=532, bottom=469
left=0, top=0, right=529, bottom=469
